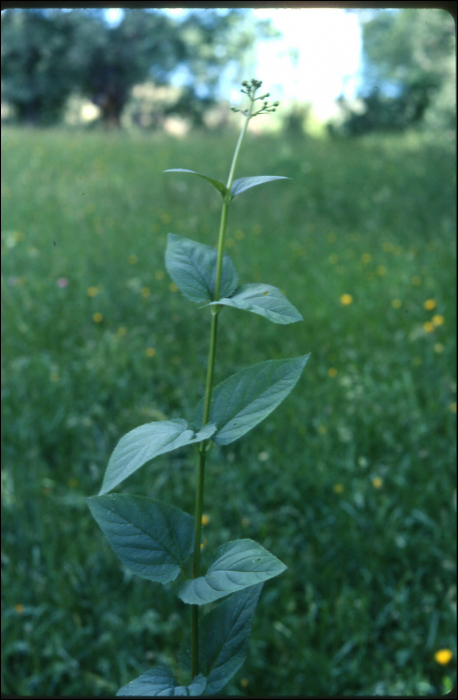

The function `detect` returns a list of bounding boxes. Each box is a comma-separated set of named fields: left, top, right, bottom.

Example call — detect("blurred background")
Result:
left=1, top=6, right=456, bottom=697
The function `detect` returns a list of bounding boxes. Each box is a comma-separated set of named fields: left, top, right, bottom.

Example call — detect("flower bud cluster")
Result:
left=231, top=79, right=280, bottom=118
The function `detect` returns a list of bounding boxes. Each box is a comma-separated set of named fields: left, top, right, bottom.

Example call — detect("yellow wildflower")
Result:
left=117, top=327, right=127, bottom=337
left=423, top=322, right=434, bottom=333
left=434, top=649, right=453, bottom=665
left=146, top=347, right=156, bottom=358
left=361, top=253, right=372, bottom=264
left=155, top=270, right=165, bottom=280
left=93, top=312, right=103, bottom=323
left=14, top=604, right=24, bottom=614
left=87, top=286, right=99, bottom=297
left=424, top=299, right=437, bottom=310
left=450, top=403, right=456, bottom=413
left=392, top=299, right=402, bottom=309
left=201, top=514, right=210, bottom=526
left=141, top=287, right=150, bottom=298
left=372, top=477, right=383, bottom=488
left=317, top=425, right=327, bottom=435
left=169, top=283, right=178, bottom=292
left=434, top=344, right=444, bottom=354
left=328, top=368, right=337, bottom=377
left=432, top=315, right=444, bottom=326
left=376, top=265, right=386, bottom=276
left=128, top=255, right=138, bottom=265
left=333, top=484, right=344, bottom=494
left=340, top=294, right=353, bottom=305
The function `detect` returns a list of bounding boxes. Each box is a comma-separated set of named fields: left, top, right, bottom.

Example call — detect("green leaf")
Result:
left=86, top=495, right=194, bottom=584
left=164, top=168, right=228, bottom=199
left=208, top=283, right=303, bottom=324
left=202, top=583, right=263, bottom=695
left=179, top=585, right=263, bottom=695
left=192, top=355, right=310, bottom=445
left=178, top=539, right=286, bottom=605
left=165, top=234, right=238, bottom=304
left=100, top=419, right=216, bottom=495
left=230, top=176, right=290, bottom=197
left=117, top=664, right=206, bottom=697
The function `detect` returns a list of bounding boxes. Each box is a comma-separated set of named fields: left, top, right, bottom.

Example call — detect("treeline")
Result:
left=1, top=8, right=277, bottom=129
left=1, top=8, right=455, bottom=135
left=329, top=8, right=455, bottom=137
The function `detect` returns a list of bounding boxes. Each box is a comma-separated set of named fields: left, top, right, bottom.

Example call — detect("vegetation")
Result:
left=1, top=9, right=277, bottom=128
left=1, top=122, right=456, bottom=696
left=329, top=8, right=455, bottom=136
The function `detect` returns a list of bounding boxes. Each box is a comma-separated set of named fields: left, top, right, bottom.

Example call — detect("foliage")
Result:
left=1, top=120, right=456, bottom=696
left=84, top=79, right=308, bottom=695
left=0, top=9, right=86, bottom=125
left=1, top=9, right=278, bottom=128
left=330, top=8, right=456, bottom=136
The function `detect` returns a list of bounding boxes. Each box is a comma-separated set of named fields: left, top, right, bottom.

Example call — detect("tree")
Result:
left=1, top=9, right=88, bottom=125
left=1, top=8, right=279, bottom=129
left=330, top=8, right=455, bottom=136
left=75, top=8, right=278, bottom=129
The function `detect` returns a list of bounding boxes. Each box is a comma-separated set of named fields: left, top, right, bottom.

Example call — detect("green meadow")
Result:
left=1, top=125, right=456, bottom=697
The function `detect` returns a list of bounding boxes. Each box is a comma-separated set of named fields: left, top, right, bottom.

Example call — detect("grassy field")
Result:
left=1, top=124, right=456, bottom=697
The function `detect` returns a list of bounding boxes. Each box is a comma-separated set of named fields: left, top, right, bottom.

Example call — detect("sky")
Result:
left=105, top=7, right=363, bottom=121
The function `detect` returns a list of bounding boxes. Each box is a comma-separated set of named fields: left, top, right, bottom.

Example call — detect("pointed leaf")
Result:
left=230, top=176, right=290, bottom=197
left=117, top=663, right=206, bottom=697
left=209, top=283, right=303, bottom=324
left=179, top=585, right=263, bottom=695
left=164, top=168, right=228, bottom=199
left=192, top=355, right=310, bottom=445
left=202, top=583, right=263, bottom=695
left=178, top=539, right=286, bottom=605
left=165, top=234, right=238, bottom=304
left=86, top=495, right=194, bottom=584
left=100, top=419, right=216, bottom=495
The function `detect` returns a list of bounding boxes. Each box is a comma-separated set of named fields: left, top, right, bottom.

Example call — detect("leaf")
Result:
left=164, top=169, right=228, bottom=199
left=100, top=419, right=216, bottom=495
left=86, top=495, right=194, bottom=584
left=178, top=539, right=286, bottom=605
left=117, top=664, right=206, bottom=697
left=165, top=234, right=238, bottom=304
left=201, top=583, right=263, bottom=695
left=192, top=355, right=310, bottom=446
left=180, top=585, right=264, bottom=695
left=230, top=176, right=290, bottom=197
left=208, top=283, right=303, bottom=325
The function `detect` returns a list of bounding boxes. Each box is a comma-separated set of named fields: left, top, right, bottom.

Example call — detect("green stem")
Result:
left=190, top=90, right=255, bottom=681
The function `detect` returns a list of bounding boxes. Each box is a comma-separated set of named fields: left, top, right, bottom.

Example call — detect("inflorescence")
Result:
left=231, top=79, right=280, bottom=118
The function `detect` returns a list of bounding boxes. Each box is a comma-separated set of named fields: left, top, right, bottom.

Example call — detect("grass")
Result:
left=1, top=124, right=456, bottom=697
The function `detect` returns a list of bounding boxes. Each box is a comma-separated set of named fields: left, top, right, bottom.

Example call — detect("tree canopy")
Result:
left=330, top=8, right=455, bottom=136
left=1, top=8, right=279, bottom=127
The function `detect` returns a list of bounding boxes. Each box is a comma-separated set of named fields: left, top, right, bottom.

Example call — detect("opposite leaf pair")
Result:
left=164, top=168, right=290, bottom=202
left=165, top=233, right=303, bottom=325
left=86, top=495, right=285, bottom=605
left=97, top=354, right=309, bottom=496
